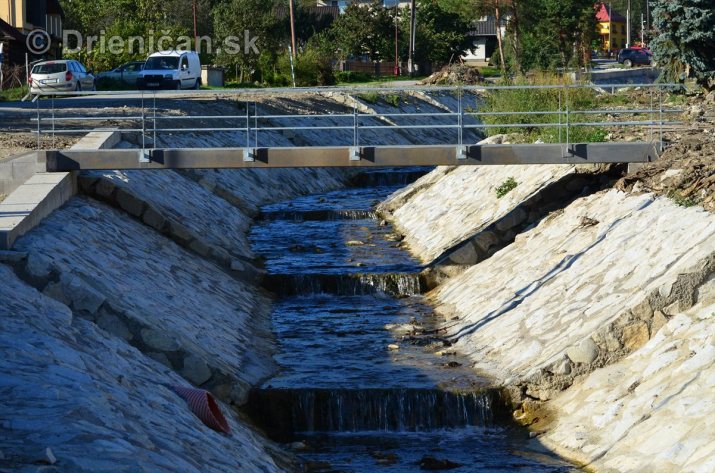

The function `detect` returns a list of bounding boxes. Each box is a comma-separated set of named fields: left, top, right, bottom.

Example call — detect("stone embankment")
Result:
left=378, top=115, right=715, bottom=471
left=0, top=91, right=475, bottom=471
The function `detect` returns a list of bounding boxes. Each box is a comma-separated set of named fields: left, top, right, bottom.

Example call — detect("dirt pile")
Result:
left=420, top=64, right=483, bottom=86
left=616, top=92, right=715, bottom=212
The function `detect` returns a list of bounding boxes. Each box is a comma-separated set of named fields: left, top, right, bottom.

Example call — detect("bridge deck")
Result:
left=41, top=142, right=659, bottom=171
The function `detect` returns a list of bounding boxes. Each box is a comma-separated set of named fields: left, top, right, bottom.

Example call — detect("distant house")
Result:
left=595, top=3, right=627, bottom=55
left=317, top=1, right=411, bottom=10
left=462, top=17, right=503, bottom=65
left=0, top=0, right=64, bottom=67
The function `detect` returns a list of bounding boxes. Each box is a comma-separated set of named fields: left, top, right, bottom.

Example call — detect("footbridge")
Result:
left=29, top=84, right=681, bottom=171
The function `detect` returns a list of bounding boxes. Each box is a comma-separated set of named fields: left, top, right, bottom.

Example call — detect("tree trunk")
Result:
left=494, top=4, right=506, bottom=74
left=508, top=0, right=522, bottom=74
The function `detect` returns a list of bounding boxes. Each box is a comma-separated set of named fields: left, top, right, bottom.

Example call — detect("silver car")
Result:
left=29, top=60, right=95, bottom=95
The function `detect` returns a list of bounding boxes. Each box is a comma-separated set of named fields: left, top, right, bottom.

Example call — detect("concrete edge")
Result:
left=0, top=130, right=120, bottom=250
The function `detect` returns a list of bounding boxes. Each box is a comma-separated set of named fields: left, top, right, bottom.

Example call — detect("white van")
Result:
left=137, top=51, right=201, bottom=90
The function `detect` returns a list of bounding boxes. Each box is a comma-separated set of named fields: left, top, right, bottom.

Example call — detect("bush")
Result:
left=495, top=177, right=518, bottom=198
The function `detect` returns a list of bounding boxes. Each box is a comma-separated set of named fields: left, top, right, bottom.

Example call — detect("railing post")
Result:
left=51, top=94, right=55, bottom=149
left=243, top=100, right=254, bottom=162
left=36, top=95, right=40, bottom=150
left=139, top=91, right=149, bottom=163
left=565, top=85, right=571, bottom=155
left=350, top=97, right=360, bottom=161
left=254, top=101, right=258, bottom=149
left=457, top=86, right=466, bottom=160
left=659, top=85, right=664, bottom=152
left=153, top=92, right=157, bottom=148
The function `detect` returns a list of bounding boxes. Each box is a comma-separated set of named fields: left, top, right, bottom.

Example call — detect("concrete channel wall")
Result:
left=380, top=160, right=715, bottom=472
left=0, top=92, right=464, bottom=471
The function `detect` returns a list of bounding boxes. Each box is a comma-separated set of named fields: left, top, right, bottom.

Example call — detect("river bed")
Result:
left=248, top=169, right=576, bottom=472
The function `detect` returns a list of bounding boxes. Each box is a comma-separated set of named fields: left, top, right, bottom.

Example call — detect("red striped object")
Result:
left=172, top=385, right=231, bottom=434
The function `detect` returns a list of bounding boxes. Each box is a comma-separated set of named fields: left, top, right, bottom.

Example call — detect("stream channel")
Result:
left=247, top=168, right=576, bottom=472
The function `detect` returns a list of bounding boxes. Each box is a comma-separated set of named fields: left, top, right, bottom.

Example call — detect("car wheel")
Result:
left=623, top=59, right=633, bottom=68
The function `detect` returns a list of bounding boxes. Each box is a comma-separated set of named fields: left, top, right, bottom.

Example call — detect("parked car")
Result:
left=617, top=48, right=653, bottom=68
left=137, top=51, right=201, bottom=90
left=29, top=60, right=95, bottom=95
left=96, top=61, right=145, bottom=85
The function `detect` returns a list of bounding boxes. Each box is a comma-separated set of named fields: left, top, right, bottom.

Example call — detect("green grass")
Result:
left=667, top=190, right=698, bottom=207
left=479, top=66, right=503, bottom=78
left=0, top=86, right=29, bottom=102
left=476, top=73, right=612, bottom=143
left=495, top=177, right=518, bottom=198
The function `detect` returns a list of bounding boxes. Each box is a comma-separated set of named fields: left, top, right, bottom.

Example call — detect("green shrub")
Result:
left=495, top=177, right=518, bottom=198
left=384, top=94, right=400, bottom=107
left=358, top=91, right=380, bottom=104
left=667, top=190, right=698, bottom=207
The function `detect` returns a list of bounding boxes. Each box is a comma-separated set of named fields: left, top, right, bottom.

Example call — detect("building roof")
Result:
left=596, top=3, right=626, bottom=23
left=0, top=18, right=25, bottom=42
left=467, top=18, right=497, bottom=37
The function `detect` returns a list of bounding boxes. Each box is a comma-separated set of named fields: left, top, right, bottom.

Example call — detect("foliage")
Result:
left=651, top=0, right=715, bottom=89
left=0, top=86, right=28, bottom=102
left=399, top=0, right=472, bottom=66
left=667, top=190, right=698, bottom=207
left=478, top=73, right=608, bottom=143
left=213, top=0, right=283, bottom=81
left=517, top=0, right=597, bottom=71
left=357, top=91, right=380, bottom=104
left=327, top=2, right=395, bottom=62
left=495, top=177, right=518, bottom=198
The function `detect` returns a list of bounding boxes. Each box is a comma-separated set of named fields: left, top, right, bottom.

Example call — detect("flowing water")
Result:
left=248, top=169, right=575, bottom=472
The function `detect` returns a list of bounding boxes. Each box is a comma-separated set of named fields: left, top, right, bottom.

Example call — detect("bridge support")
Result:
left=40, top=143, right=659, bottom=171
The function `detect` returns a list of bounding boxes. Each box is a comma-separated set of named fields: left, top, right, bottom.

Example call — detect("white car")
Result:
left=137, top=51, right=201, bottom=90
left=29, top=60, right=95, bottom=95
left=96, top=61, right=145, bottom=86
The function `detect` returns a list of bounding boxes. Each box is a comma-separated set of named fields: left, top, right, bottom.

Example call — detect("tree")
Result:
left=515, top=0, right=596, bottom=72
left=650, top=0, right=715, bottom=89
left=326, top=2, right=395, bottom=61
left=213, top=0, right=282, bottom=80
left=397, top=0, right=471, bottom=66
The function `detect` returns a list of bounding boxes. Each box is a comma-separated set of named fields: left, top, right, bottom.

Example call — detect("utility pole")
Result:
left=394, top=9, right=399, bottom=77
left=408, top=0, right=416, bottom=77
left=608, top=3, right=612, bottom=56
left=626, top=0, right=631, bottom=48
left=288, top=0, right=297, bottom=59
left=193, top=0, right=198, bottom=51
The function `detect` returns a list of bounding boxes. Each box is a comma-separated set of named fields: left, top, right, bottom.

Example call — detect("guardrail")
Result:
left=30, top=83, right=682, bottom=167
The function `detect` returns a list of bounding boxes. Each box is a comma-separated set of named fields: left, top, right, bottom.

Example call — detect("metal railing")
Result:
left=31, top=83, right=682, bottom=163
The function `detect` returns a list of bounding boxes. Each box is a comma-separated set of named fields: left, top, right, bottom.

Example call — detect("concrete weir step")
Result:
left=246, top=388, right=498, bottom=441
left=258, top=209, right=377, bottom=222
left=263, top=272, right=423, bottom=297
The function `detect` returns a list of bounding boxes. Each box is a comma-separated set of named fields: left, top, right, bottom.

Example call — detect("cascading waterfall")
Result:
left=247, top=169, right=576, bottom=472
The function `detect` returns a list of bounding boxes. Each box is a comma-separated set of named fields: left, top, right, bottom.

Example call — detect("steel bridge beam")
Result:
left=41, top=143, right=659, bottom=171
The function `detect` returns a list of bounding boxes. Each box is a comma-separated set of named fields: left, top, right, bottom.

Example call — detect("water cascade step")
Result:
left=247, top=173, right=576, bottom=472
left=247, top=388, right=496, bottom=441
